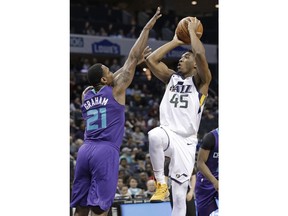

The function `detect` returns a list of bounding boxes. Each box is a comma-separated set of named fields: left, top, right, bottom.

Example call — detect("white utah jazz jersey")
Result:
left=160, top=73, right=206, bottom=137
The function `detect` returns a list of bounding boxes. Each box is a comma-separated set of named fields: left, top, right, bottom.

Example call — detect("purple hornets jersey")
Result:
left=195, top=128, right=219, bottom=213
left=81, top=86, right=125, bottom=151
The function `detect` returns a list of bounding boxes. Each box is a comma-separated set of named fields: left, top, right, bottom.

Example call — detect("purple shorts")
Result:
left=195, top=179, right=218, bottom=216
left=197, top=199, right=218, bottom=216
left=70, top=142, right=119, bottom=211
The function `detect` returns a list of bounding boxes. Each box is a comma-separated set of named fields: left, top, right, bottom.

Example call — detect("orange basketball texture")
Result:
left=175, top=17, right=203, bottom=44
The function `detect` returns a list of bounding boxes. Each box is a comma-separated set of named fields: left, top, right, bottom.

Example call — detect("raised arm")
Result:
left=187, top=17, right=212, bottom=95
left=112, top=7, right=162, bottom=105
left=146, top=36, right=184, bottom=84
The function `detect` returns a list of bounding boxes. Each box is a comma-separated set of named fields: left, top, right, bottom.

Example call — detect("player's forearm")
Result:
left=188, top=29, right=211, bottom=84
left=128, top=7, right=161, bottom=62
left=188, top=29, right=205, bottom=56
left=197, top=161, right=217, bottom=185
left=128, top=28, right=151, bottom=61
left=147, top=40, right=179, bottom=63
left=189, top=174, right=196, bottom=194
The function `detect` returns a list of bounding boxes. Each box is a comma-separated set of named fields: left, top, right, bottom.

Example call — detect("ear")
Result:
left=100, top=77, right=107, bottom=84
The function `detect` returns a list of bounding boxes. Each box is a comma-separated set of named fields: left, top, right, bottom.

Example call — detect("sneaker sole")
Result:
left=150, top=199, right=165, bottom=203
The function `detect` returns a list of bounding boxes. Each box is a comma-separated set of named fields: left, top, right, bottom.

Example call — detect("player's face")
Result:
left=101, top=65, right=114, bottom=85
left=177, top=52, right=196, bottom=75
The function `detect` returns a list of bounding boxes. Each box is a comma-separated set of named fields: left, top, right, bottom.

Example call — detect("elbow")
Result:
left=196, top=161, right=203, bottom=172
left=146, top=55, right=153, bottom=63
left=206, top=72, right=212, bottom=84
left=146, top=54, right=157, bottom=66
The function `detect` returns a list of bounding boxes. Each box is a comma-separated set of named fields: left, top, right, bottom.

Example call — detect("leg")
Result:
left=186, top=196, right=196, bottom=216
left=148, top=127, right=170, bottom=202
left=71, top=145, right=91, bottom=209
left=171, top=180, right=189, bottom=216
left=90, top=206, right=108, bottom=216
left=148, top=127, right=169, bottom=184
left=74, top=206, right=90, bottom=216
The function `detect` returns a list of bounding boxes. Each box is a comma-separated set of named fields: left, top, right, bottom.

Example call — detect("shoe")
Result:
left=150, top=183, right=169, bottom=203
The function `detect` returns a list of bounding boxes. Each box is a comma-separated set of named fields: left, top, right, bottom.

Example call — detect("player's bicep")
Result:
left=114, top=58, right=137, bottom=92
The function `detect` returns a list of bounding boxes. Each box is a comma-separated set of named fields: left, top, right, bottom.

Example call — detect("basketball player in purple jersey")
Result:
left=70, top=7, right=162, bottom=216
left=195, top=128, right=219, bottom=216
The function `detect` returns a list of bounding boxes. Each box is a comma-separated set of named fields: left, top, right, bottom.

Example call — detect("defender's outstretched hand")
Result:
left=144, top=7, right=162, bottom=30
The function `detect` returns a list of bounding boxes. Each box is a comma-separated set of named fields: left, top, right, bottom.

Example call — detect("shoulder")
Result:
left=200, top=131, right=215, bottom=150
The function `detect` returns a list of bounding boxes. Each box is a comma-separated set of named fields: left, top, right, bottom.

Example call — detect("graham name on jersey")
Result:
left=83, top=96, right=109, bottom=110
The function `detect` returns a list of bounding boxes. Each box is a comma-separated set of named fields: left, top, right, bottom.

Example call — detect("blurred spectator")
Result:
left=134, top=115, right=147, bottom=133
left=110, top=58, right=121, bottom=72
left=126, top=25, right=137, bottom=38
left=138, top=172, right=149, bottom=191
left=119, top=157, right=133, bottom=177
left=145, top=162, right=154, bottom=180
left=131, top=126, right=146, bottom=148
left=128, top=177, right=143, bottom=198
left=115, top=185, right=132, bottom=200
left=99, top=27, right=108, bottom=36
left=84, top=21, right=96, bottom=35
left=80, top=58, right=91, bottom=73
left=74, top=121, right=85, bottom=141
left=115, top=177, right=124, bottom=195
left=147, top=116, right=160, bottom=131
left=120, top=147, right=133, bottom=164
left=144, top=179, right=156, bottom=199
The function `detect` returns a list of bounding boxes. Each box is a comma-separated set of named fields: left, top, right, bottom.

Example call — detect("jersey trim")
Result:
left=160, top=126, right=170, bottom=152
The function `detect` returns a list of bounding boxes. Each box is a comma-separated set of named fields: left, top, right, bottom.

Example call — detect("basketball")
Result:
left=175, top=17, right=203, bottom=44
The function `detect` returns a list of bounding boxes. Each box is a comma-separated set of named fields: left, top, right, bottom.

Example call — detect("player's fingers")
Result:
left=155, top=6, right=162, bottom=18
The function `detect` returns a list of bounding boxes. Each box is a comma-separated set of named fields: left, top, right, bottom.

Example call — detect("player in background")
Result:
left=145, top=17, right=212, bottom=216
left=70, top=8, right=162, bottom=216
left=195, top=128, right=219, bottom=216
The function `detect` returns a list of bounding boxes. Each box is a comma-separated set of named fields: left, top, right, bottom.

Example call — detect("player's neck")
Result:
left=95, top=84, right=105, bottom=92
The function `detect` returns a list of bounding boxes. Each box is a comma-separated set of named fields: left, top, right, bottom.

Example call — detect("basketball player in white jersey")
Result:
left=145, top=17, right=212, bottom=216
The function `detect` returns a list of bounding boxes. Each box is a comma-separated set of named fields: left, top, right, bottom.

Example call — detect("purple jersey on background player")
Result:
left=195, top=128, right=219, bottom=216
left=71, top=86, right=125, bottom=211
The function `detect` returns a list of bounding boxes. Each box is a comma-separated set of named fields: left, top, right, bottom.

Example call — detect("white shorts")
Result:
left=160, top=125, right=197, bottom=183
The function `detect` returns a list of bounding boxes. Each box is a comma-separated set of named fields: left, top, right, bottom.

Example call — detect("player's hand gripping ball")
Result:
left=175, top=17, right=203, bottom=44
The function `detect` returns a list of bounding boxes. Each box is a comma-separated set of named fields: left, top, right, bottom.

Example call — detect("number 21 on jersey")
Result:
left=86, top=108, right=107, bottom=131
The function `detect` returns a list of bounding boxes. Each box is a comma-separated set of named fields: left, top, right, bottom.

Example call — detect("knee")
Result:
left=148, top=127, right=163, bottom=146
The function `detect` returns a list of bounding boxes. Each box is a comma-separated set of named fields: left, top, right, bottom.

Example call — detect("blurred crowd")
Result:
left=71, top=1, right=218, bottom=44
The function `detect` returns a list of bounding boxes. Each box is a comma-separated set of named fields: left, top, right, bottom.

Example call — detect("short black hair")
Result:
left=87, top=63, right=104, bottom=87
